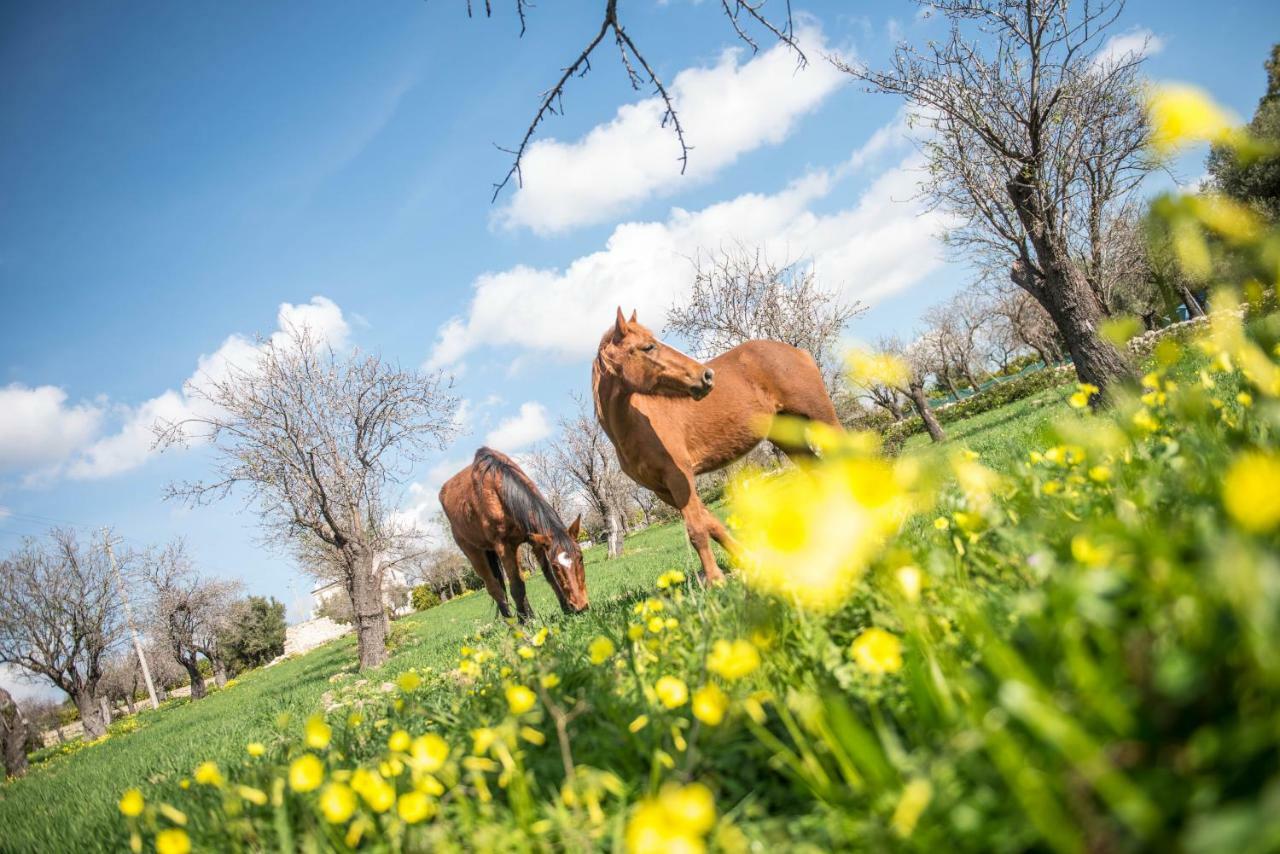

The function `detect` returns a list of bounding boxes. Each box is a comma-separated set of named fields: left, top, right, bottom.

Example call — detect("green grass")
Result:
left=0, top=392, right=1068, bottom=852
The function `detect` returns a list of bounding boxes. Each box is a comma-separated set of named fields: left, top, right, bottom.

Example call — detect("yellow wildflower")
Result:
left=1148, top=83, right=1237, bottom=153
left=933, top=516, right=949, bottom=530
left=246, top=742, right=266, bottom=758
left=655, top=676, right=689, bottom=709
left=319, top=783, right=356, bottom=823
left=850, top=627, right=903, bottom=676
left=520, top=726, right=547, bottom=746
left=692, top=684, right=729, bottom=726
left=896, top=565, right=922, bottom=602
left=398, top=791, right=435, bottom=824
left=625, top=782, right=717, bottom=854
left=288, top=754, right=325, bottom=792
left=847, top=348, right=910, bottom=390
left=1069, top=383, right=1100, bottom=409
left=540, top=673, right=561, bottom=689
left=118, top=788, right=144, bottom=817
left=471, top=727, right=497, bottom=755
left=193, top=761, right=223, bottom=787
left=628, top=715, right=650, bottom=733
left=588, top=635, right=615, bottom=665
left=410, top=734, right=449, bottom=772
left=891, top=779, right=933, bottom=837
left=656, top=570, right=686, bottom=589
left=1088, top=465, right=1112, bottom=483
left=1223, top=451, right=1280, bottom=532
left=396, top=671, right=422, bottom=692
left=1237, top=392, right=1253, bottom=407
left=388, top=730, right=411, bottom=753
left=706, top=639, right=761, bottom=681
left=154, top=829, right=191, bottom=854
left=236, top=785, right=268, bottom=806
left=304, top=716, right=331, bottom=750
left=647, top=616, right=665, bottom=633
left=352, top=768, right=395, bottom=813
left=517, top=646, right=535, bottom=660
left=531, top=627, right=550, bottom=647
left=627, top=624, right=645, bottom=641
left=505, top=684, right=537, bottom=715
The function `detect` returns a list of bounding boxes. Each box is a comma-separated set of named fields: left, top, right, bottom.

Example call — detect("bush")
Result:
left=221, top=596, right=287, bottom=673
left=410, top=584, right=441, bottom=612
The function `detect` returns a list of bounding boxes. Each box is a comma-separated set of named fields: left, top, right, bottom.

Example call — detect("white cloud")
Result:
left=496, top=25, right=848, bottom=235
left=428, top=118, right=946, bottom=369
left=0, top=384, right=103, bottom=474
left=484, top=402, right=553, bottom=452
left=1095, top=27, right=1164, bottom=67
left=0, top=506, right=11, bottom=521
left=67, top=296, right=350, bottom=480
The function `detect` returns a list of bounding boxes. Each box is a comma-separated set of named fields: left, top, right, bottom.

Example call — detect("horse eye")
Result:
left=641, top=343, right=656, bottom=352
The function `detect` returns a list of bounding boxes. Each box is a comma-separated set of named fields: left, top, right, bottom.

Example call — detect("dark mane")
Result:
left=473, top=448, right=574, bottom=552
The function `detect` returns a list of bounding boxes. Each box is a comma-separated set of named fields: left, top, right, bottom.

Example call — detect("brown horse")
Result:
left=593, top=309, right=839, bottom=581
left=439, top=447, right=588, bottom=620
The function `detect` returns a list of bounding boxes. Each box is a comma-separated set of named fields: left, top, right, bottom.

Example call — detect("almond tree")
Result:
left=550, top=394, right=635, bottom=557
left=0, top=685, right=30, bottom=779
left=840, top=0, right=1153, bottom=397
left=0, top=530, right=124, bottom=740
left=155, top=325, right=457, bottom=669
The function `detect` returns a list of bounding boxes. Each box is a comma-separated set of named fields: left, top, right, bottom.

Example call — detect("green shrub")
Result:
left=411, top=584, right=441, bottom=612
left=221, top=596, right=287, bottom=673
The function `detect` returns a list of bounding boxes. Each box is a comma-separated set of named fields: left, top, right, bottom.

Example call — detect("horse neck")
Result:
left=592, top=358, right=635, bottom=439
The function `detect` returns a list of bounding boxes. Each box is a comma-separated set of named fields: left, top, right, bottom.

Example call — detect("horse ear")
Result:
left=629, top=309, right=637, bottom=323
left=529, top=532, right=551, bottom=548
left=613, top=306, right=630, bottom=340
left=566, top=514, right=582, bottom=540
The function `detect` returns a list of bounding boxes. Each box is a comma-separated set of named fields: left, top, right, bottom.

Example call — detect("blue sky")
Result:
left=2, top=1, right=1277, bottom=699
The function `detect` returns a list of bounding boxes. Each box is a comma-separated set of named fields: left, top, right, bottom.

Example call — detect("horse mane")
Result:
left=472, top=448, right=574, bottom=552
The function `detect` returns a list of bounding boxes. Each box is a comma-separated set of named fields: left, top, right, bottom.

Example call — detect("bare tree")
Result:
left=551, top=394, right=634, bottom=557
left=666, top=243, right=865, bottom=395
left=156, top=325, right=458, bottom=669
left=525, top=448, right=580, bottom=525
left=986, top=285, right=1066, bottom=367
left=139, top=542, right=243, bottom=699
left=1, top=685, right=30, bottom=779
left=852, top=337, right=948, bottom=443
left=0, top=530, right=124, bottom=740
left=840, top=0, right=1154, bottom=396
left=923, top=291, right=994, bottom=393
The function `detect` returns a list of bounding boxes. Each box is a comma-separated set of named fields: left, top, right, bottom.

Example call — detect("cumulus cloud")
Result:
left=428, top=117, right=946, bottom=369
left=66, top=297, right=350, bottom=480
left=1094, top=27, right=1164, bottom=67
left=496, top=25, right=847, bottom=235
left=0, top=384, right=103, bottom=474
left=484, top=402, right=553, bottom=452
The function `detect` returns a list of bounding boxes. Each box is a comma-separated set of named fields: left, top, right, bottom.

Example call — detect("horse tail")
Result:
left=484, top=550, right=507, bottom=595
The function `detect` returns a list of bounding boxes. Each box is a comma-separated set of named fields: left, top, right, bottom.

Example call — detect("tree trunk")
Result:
left=99, top=697, right=112, bottom=726
left=961, top=365, right=981, bottom=391
left=211, top=658, right=229, bottom=689
left=941, top=370, right=961, bottom=400
left=1, top=686, right=30, bottom=779
left=184, top=661, right=207, bottom=700
left=75, top=692, right=108, bottom=740
left=124, top=694, right=136, bottom=715
left=607, top=509, right=624, bottom=558
left=348, top=546, right=388, bottom=670
left=1180, top=284, right=1206, bottom=318
left=908, top=384, right=946, bottom=443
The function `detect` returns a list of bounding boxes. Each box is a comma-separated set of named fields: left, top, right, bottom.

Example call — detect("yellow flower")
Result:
left=304, top=715, right=331, bottom=750
left=398, top=791, right=435, bottom=824
left=505, top=684, right=537, bottom=715
left=1223, top=451, right=1280, bottom=532
left=850, top=628, right=903, bottom=676
left=627, top=624, right=645, bottom=641
left=388, top=730, right=411, bottom=753
left=647, top=616, right=665, bottom=634
left=706, top=639, right=760, bottom=681
left=655, top=676, right=689, bottom=709
left=352, top=768, right=395, bottom=813
left=729, top=457, right=917, bottom=612
left=588, top=636, right=615, bottom=665
left=154, top=829, right=191, bottom=854
left=236, top=785, right=268, bottom=806
left=895, top=565, right=922, bottom=602
left=1148, top=83, right=1237, bottom=153
left=540, top=673, right=561, bottom=689
left=1087, top=465, right=1112, bottom=483
left=891, top=779, right=933, bottom=837
left=626, top=782, right=717, bottom=854
left=933, top=516, right=949, bottom=531
left=118, top=788, right=144, bottom=817
left=1069, top=383, right=1100, bottom=409
left=1237, top=392, right=1254, bottom=407
left=1070, top=535, right=1110, bottom=566
left=517, top=646, right=536, bottom=660
left=847, top=348, right=910, bottom=389
left=531, top=627, right=550, bottom=647
left=396, top=671, right=422, bottom=692
left=692, top=684, right=729, bottom=726
left=319, top=783, right=356, bottom=823
left=246, top=742, right=266, bottom=758
left=193, top=761, right=223, bottom=787
left=289, top=754, right=325, bottom=792
left=655, top=570, right=686, bottom=589
left=471, top=727, right=497, bottom=755
left=628, top=715, right=650, bottom=733
left=410, top=733, right=450, bottom=772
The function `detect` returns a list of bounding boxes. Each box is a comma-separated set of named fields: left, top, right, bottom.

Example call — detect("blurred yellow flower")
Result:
left=245, top=742, right=266, bottom=758
left=706, top=639, right=761, bottom=681
left=304, top=716, right=331, bottom=750
left=155, top=828, right=191, bottom=854
left=531, top=627, right=550, bottom=647
left=656, top=570, right=686, bottom=589
left=847, top=348, right=910, bottom=389
left=1237, top=392, right=1254, bottom=407
left=896, top=565, right=922, bottom=602
left=410, top=734, right=449, bottom=772
left=398, top=791, right=435, bottom=824
left=118, top=788, right=144, bottom=817
left=236, top=785, right=268, bottom=806
left=626, top=782, right=717, bottom=854
left=628, top=715, right=650, bottom=733
left=647, top=616, right=665, bottom=633
left=388, top=730, right=411, bottom=753
left=627, top=624, right=645, bottom=641
left=1069, top=383, right=1100, bottom=409
left=505, top=684, right=537, bottom=715
left=519, top=726, right=546, bottom=746
left=319, top=783, right=356, bottom=823
left=692, top=684, right=729, bottom=726
left=891, top=778, right=933, bottom=837
left=850, top=628, right=903, bottom=676
left=193, top=761, right=223, bottom=787
left=1088, top=465, right=1112, bottom=483
left=540, top=673, right=561, bottom=689
left=588, top=636, right=616, bottom=665
left=1148, top=83, right=1237, bottom=153
left=1223, top=451, right=1280, bottom=532
left=933, top=516, right=949, bottom=530
left=288, top=754, right=325, bottom=793
left=517, top=646, right=535, bottom=660
left=471, top=727, right=497, bottom=755
left=396, top=671, right=422, bottom=692
left=352, top=768, right=395, bottom=813
left=655, top=676, right=689, bottom=709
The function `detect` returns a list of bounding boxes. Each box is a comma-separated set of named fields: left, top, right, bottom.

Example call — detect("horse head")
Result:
left=597, top=308, right=715, bottom=399
left=529, top=515, right=589, bottom=613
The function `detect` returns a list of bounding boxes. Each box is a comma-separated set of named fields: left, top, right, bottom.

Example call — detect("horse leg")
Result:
left=664, top=471, right=728, bottom=583
left=496, top=543, right=534, bottom=623
left=461, top=543, right=513, bottom=619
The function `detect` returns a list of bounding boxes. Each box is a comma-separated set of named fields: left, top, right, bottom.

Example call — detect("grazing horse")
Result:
left=593, top=309, right=840, bottom=582
left=439, top=447, right=588, bottom=620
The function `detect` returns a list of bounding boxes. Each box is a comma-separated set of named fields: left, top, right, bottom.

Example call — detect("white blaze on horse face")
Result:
left=557, top=552, right=572, bottom=569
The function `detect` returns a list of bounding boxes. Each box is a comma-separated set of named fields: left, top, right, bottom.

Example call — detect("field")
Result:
left=1, top=315, right=1277, bottom=853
